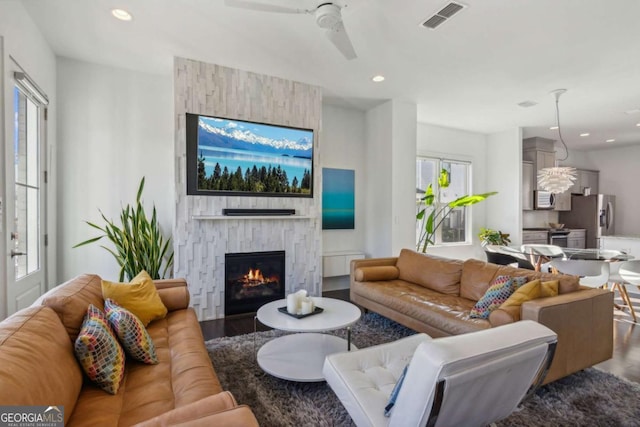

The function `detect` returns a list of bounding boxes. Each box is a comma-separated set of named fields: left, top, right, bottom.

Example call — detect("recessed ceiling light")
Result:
left=371, top=75, right=385, bottom=83
left=549, top=126, right=559, bottom=130
left=636, top=123, right=640, bottom=127
left=112, top=8, right=132, bottom=21
left=517, top=100, right=537, bottom=108
left=580, top=133, right=590, bottom=137
left=606, top=139, right=616, bottom=143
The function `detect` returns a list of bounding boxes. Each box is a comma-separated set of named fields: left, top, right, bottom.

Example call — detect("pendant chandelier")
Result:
left=537, top=89, right=577, bottom=194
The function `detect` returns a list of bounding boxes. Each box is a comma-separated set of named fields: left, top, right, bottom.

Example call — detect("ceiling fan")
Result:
left=224, top=0, right=357, bottom=60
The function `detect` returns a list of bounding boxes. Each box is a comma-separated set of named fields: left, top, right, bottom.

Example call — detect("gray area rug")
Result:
left=206, top=313, right=640, bottom=426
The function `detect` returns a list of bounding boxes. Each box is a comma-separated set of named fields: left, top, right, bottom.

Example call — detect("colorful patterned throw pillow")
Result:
left=74, top=304, right=126, bottom=394
left=470, top=276, right=528, bottom=319
left=104, top=298, right=158, bottom=365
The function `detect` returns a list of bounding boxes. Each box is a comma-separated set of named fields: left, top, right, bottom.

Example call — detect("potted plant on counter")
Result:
left=478, top=228, right=511, bottom=247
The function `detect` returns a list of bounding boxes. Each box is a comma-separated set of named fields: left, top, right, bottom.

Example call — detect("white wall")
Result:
left=485, top=128, right=523, bottom=244
left=391, top=100, right=418, bottom=255
left=364, top=102, right=393, bottom=257
left=0, top=1, right=57, bottom=317
left=561, top=149, right=597, bottom=170
left=416, top=123, right=489, bottom=260
left=364, top=100, right=417, bottom=258
left=582, top=144, right=640, bottom=235
left=321, top=104, right=366, bottom=290
left=559, top=142, right=640, bottom=236
left=57, top=57, right=173, bottom=281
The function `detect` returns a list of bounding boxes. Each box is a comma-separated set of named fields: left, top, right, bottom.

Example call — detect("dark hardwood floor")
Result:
left=595, top=293, right=640, bottom=382
left=199, top=289, right=351, bottom=339
left=200, top=289, right=640, bottom=384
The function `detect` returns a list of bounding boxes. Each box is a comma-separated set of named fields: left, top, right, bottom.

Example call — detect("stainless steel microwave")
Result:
left=534, top=190, right=555, bottom=210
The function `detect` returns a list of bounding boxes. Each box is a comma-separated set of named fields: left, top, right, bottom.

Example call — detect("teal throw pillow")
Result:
left=384, top=364, right=409, bottom=417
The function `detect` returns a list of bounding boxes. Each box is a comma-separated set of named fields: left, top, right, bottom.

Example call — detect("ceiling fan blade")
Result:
left=325, top=21, right=357, bottom=60
left=224, top=0, right=310, bottom=14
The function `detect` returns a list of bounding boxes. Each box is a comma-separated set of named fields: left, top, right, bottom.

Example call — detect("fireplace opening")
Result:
left=225, top=250, right=285, bottom=316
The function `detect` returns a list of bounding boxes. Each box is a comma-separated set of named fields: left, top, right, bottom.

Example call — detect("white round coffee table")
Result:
left=255, top=297, right=361, bottom=382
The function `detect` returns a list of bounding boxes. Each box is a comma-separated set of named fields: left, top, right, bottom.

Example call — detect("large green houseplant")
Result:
left=74, top=177, right=174, bottom=281
left=417, top=169, right=497, bottom=252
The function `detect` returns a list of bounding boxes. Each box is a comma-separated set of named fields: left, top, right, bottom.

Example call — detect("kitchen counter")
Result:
left=601, top=236, right=640, bottom=257
left=522, top=227, right=586, bottom=231
left=522, top=228, right=587, bottom=249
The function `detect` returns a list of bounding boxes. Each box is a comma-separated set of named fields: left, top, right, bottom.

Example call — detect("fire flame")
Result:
left=246, top=268, right=264, bottom=282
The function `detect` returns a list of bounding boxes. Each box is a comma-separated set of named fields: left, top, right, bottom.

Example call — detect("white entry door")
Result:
left=5, top=73, right=48, bottom=315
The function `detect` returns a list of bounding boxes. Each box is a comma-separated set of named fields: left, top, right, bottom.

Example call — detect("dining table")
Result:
left=560, top=248, right=634, bottom=261
left=504, top=246, right=634, bottom=272
left=548, top=248, right=635, bottom=318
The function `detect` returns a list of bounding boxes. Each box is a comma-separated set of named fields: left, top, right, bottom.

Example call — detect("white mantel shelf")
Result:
left=192, top=215, right=316, bottom=221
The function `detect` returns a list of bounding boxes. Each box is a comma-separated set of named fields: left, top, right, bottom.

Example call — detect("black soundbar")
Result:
left=222, top=208, right=296, bottom=216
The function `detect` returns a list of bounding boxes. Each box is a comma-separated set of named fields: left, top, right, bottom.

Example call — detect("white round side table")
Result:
left=255, top=297, right=361, bottom=382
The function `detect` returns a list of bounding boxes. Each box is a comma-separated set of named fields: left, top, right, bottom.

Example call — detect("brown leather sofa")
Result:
left=350, top=249, right=613, bottom=384
left=0, top=274, right=258, bottom=427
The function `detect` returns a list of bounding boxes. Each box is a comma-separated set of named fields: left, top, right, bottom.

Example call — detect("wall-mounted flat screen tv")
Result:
left=186, top=113, right=314, bottom=198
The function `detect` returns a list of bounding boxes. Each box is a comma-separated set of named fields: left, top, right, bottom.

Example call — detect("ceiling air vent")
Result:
left=421, top=2, right=466, bottom=30
left=437, top=2, right=464, bottom=18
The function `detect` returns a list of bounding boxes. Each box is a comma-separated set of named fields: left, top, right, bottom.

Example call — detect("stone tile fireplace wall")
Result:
left=173, top=58, right=323, bottom=320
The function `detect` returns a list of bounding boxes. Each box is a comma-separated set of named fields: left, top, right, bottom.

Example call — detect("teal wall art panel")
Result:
left=322, top=168, right=355, bottom=230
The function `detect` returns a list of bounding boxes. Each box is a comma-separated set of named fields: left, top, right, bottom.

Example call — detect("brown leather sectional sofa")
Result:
left=350, top=249, right=614, bottom=384
left=0, top=274, right=258, bottom=426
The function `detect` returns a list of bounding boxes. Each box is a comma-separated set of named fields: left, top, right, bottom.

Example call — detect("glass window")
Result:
left=416, top=157, right=471, bottom=247
left=13, top=86, right=41, bottom=279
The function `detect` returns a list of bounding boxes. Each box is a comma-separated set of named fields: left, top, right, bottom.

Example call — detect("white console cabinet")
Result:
left=322, top=251, right=365, bottom=278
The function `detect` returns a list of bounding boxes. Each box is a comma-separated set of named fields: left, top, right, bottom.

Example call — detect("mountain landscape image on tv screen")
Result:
left=194, top=115, right=313, bottom=197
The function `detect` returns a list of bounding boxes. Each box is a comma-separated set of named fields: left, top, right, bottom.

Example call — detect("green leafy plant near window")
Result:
left=478, top=228, right=511, bottom=246
left=416, top=169, right=497, bottom=252
left=74, top=177, right=174, bottom=281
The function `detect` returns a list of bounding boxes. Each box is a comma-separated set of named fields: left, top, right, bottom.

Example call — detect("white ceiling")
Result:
left=21, top=0, right=640, bottom=151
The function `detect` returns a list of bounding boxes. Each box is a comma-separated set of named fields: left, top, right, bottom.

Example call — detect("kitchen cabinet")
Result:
left=522, top=230, right=548, bottom=245
left=569, top=169, right=599, bottom=195
left=522, top=137, right=556, bottom=190
left=567, top=229, right=586, bottom=249
left=554, top=169, right=599, bottom=211
left=579, top=170, right=599, bottom=194
left=554, top=190, right=572, bottom=211
left=522, top=161, right=534, bottom=210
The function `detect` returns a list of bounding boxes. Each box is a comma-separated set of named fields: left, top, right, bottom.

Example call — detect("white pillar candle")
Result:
left=300, top=298, right=313, bottom=315
left=287, top=293, right=299, bottom=314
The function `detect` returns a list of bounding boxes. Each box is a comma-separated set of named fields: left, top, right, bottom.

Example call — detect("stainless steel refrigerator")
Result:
left=559, top=194, right=615, bottom=248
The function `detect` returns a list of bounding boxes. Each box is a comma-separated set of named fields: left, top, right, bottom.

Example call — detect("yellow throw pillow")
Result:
left=541, top=280, right=559, bottom=297
left=101, top=271, right=167, bottom=326
left=501, top=279, right=542, bottom=309
left=497, top=279, right=559, bottom=323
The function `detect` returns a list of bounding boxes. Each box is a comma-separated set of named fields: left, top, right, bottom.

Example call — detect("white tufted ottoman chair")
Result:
left=323, top=321, right=557, bottom=427
left=323, top=333, right=430, bottom=426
